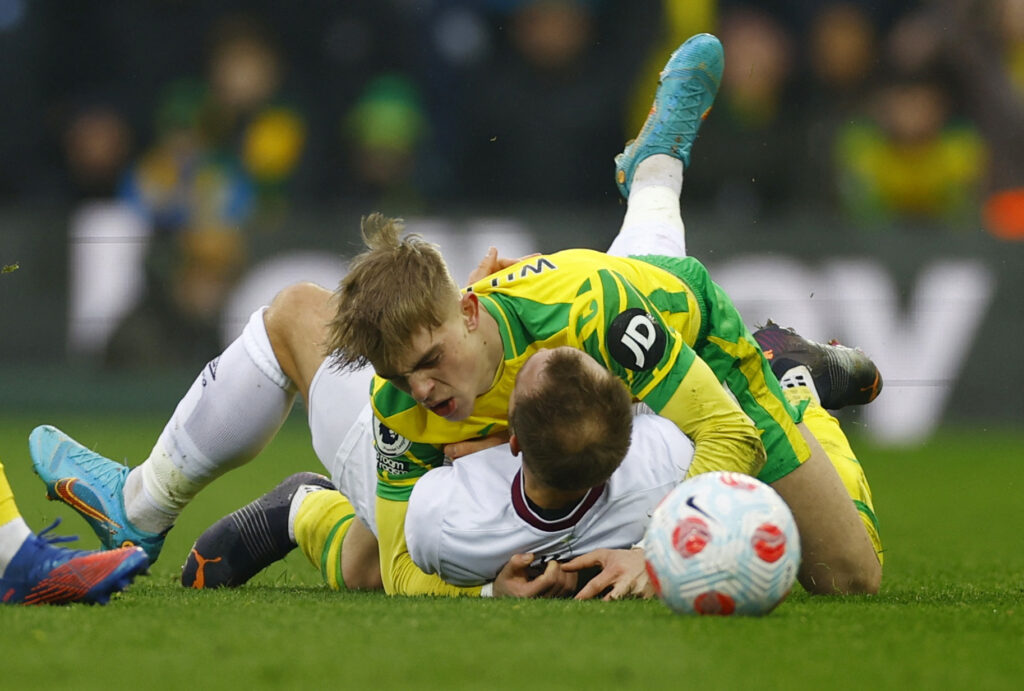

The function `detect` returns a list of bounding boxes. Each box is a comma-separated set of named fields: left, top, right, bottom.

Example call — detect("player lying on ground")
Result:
left=0, top=460, right=147, bottom=605
left=182, top=342, right=881, bottom=600
left=29, top=33, right=881, bottom=597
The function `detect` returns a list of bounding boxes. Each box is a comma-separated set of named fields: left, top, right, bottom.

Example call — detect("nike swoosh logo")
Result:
left=685, top=495, right=712, bottom=520
left=54, top=478, right=122, bottom=529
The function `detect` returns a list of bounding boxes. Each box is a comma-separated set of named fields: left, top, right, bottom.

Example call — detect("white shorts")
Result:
left=306, top=360, right=379, bottom=535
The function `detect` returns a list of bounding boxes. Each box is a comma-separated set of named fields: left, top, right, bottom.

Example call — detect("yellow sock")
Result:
left=293, top=489, right=356, bottom=590
left=0, top=462, right=22, bottom=526
left=784, top=388, right=884, bottom=565
left=0, top=462, right=34, bottom=573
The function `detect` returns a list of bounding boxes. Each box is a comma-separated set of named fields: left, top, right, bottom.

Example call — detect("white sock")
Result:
left=776, top=365, right=821, bottom=405
left=0, top=517, right=33, bottom=577
left=286, top=484, right=330, bottom=543
left=122, top=308, right=297, bottom=534
left=123, top=459, right=197, bottom=534
left=607, top=155, right=686, bottom=258
left=630, top=153, right=683, bottom=196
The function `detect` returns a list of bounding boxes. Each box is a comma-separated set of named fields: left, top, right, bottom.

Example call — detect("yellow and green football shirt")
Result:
left=367, top=249, right=811, bottom=595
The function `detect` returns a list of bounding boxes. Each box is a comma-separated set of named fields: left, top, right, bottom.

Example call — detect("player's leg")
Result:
left=0, top=461, right=148, bottom=605
left=725, top=369, right=880, bottom=595
left=784, top=388, right=883, bottom=563
left=183, top=350, right=382, bottom=590
left=753, top=324, right=884, bottom=592
left=606, top=34, right=724, bottom=260
left=292, top=487, right=381, bottom=590
left=182, top=474, right=381, bottom=591
left=283, top=368, right=381, bottom=590
left=770, top=426, right=882, bottom=594
left=181, top=471, right=334, bottom=588
left=0, top=464, right=32, bottom=568
left=30, top=282, right=334, bottom=563
left=678, top=269, right=880, bottom=593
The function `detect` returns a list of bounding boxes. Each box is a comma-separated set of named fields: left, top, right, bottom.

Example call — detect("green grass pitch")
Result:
left=1, top=412, right=1022, bottom=690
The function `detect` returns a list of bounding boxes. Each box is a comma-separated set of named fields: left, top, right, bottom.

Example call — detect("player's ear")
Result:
left=460, top=292, right=481, bottom=330
left=509, top=431, right=521, bottom=457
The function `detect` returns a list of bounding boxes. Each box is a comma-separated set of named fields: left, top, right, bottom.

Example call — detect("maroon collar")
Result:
left=510, top=469, right=605, bottom=532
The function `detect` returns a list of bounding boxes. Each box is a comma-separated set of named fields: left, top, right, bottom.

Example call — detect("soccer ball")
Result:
left=643, top=471, right=800, bottom=616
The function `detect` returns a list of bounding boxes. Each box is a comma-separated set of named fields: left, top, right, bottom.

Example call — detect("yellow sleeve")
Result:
left=570, top=267, right=764, bottom=478
left=656, top=354, right=766, bottom=479
left=375, top=496, right=484, bottom=597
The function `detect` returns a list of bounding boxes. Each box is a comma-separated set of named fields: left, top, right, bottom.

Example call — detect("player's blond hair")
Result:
left=326, top=213, right=461, bottom=371
left=512, top=349, right=634, bottom=492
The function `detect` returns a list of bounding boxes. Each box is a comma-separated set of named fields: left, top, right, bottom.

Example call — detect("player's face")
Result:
left=378, top=298, right=488, bottom=422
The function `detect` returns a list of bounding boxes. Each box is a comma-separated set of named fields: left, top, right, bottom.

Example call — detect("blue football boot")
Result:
left=615, top=33, right=724, bottom=198
left=29, top=425, right=166, bottom=563
left=1, top=520, right=148, bottom=605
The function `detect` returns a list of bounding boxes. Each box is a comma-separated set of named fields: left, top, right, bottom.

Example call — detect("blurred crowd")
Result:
left=1, top=0, right=1021, bottom=367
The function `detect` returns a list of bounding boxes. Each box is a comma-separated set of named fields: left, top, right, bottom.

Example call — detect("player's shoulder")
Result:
left=408, top=464, right=456, bottom=511
left=610, top=415, right=695, bottom=488
left=413, top=449, right=518, bottom=512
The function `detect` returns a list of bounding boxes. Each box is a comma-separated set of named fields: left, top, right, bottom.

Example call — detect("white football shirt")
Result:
left=404, top=415, right=694, bottom=586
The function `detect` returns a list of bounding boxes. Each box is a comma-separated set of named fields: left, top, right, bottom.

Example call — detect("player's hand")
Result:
left=561, top=547, right=654, bottom=601
left=466, top=247, right=540, bottom=285
left=493, top=553, right=577, bottom=598
left=443, top=430, right=511, bottom=460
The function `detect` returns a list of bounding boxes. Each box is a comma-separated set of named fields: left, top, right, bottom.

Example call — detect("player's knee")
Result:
left=801, top=553, right=881, bottom=596
left=266, top=282, right=323, bottom=328
left=834, top=562, right=880, bottom=596
left=851, top=556, right=882, bottom=595
left=343, top=560, right=383, bottom=591
left=341, top=518, right=383, bottom=591
left=265, top=282, right=331, bottom=353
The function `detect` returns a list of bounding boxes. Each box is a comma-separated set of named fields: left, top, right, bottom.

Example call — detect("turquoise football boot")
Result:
left=29, top=425, right=166, bottom=563
left=615, top=33, right=724, bottom=198
left=0, top=520, right=148, bottom=605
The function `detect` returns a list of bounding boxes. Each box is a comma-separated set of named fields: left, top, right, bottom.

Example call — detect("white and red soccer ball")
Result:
left=643, top=471, right=800, bottom=616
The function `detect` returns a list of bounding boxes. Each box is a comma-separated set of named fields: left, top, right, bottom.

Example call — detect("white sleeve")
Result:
left=405, top=466, right=455, bottom=578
